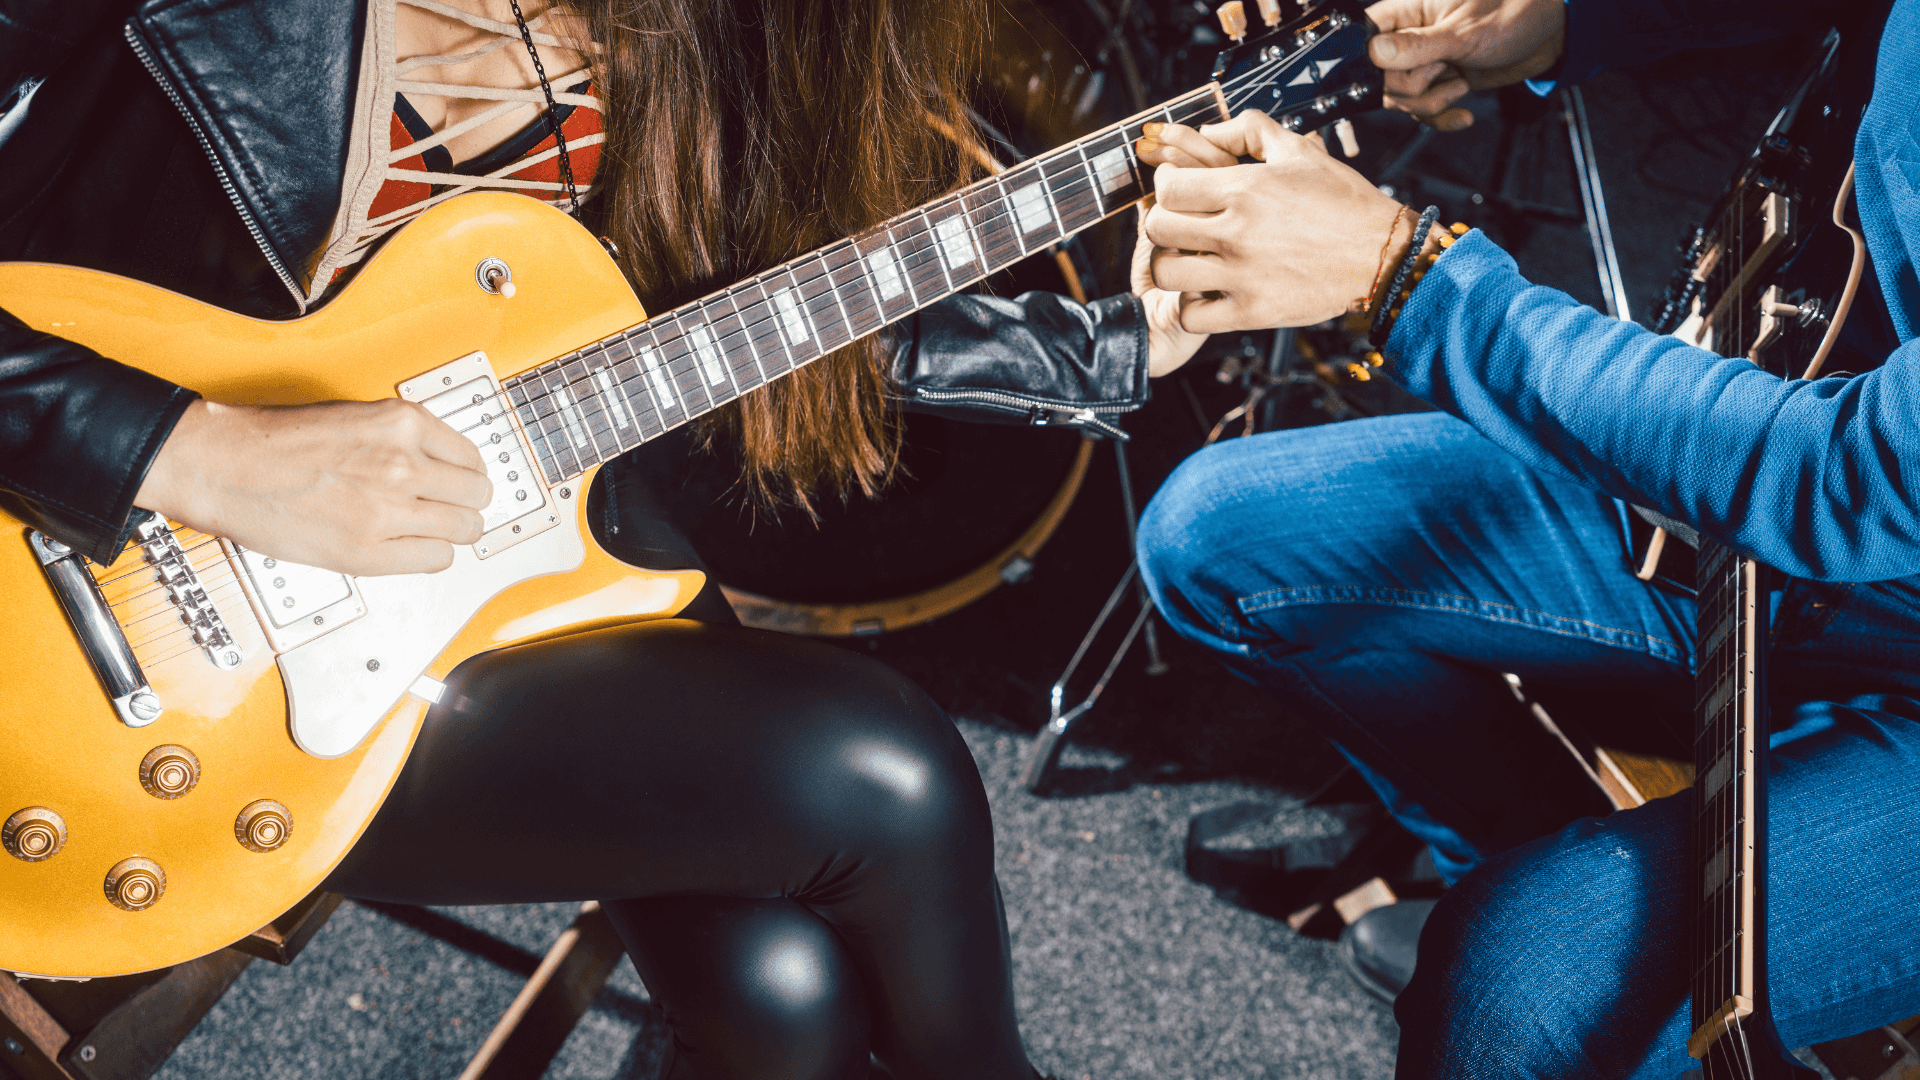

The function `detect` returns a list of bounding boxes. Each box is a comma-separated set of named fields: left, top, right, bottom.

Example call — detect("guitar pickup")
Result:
left=399, top=351, right=560, bottom=559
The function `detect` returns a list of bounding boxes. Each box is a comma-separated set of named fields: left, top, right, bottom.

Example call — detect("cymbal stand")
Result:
left=1374, top=84, right=1629, bottom=320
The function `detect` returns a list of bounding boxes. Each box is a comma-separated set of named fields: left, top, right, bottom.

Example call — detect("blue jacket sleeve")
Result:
left=1386, top=230, right=1920, bottom=581
left=1550, top=0, right=1836, bottom=87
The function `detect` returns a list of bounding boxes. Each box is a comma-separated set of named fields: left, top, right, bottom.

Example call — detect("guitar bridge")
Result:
left=135, top=516, right=245, bottom=670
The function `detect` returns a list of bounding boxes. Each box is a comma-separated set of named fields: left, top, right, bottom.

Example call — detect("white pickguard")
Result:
left=276, top=496, right=585, bottom=759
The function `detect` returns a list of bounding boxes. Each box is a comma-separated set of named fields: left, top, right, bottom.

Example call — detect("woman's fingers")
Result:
left=404, top=498, right=487, bottom=547
left=416, top=456, right=493, bottom=511
left=412, top=403, right=487, bottom=472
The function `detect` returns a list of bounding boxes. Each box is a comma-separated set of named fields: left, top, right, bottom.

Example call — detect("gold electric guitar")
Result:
left=0, top=0, right=1379, bottom=978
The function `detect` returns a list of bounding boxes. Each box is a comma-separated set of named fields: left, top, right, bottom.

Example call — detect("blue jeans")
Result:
left=1137, top=412, right=1920, bottom=1078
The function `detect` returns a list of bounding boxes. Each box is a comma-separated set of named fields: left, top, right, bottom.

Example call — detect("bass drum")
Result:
left=704, top=0, right=1127, bottom=636
left=711, top=421, right=1093, bottom=637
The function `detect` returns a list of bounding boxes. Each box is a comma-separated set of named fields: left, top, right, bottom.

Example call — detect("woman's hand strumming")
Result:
left=134, top=399, right=492, bottom=577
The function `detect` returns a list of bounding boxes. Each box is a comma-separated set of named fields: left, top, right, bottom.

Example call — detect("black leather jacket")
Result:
left=0, top=0, right=1149, bottom=566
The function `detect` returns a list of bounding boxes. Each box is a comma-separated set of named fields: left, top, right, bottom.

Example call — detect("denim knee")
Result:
left=1138, top=439, right=1269, bottom=642
left=1395, top=807, right=1690, bottom=1079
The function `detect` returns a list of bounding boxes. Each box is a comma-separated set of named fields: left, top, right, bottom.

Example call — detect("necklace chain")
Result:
left=507, top=0, right=580, bottom=216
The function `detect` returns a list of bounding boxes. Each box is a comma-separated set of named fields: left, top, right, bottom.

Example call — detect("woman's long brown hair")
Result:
left=567, top=0, right=984, bottom=513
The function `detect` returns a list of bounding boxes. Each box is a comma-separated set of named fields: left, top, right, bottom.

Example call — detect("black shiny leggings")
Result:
left=326, top=617, right=1032, bottom=1080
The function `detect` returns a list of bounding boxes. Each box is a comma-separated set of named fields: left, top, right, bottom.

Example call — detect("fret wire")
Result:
left=606, top=337, right=668, bottom=436
left=1005, top=169, right=1032, bottom=259
left=569, top=349, right=628, bottom=457
left=1029, top=157, right=1068, bottom=246
left=590, top=340, right=655, bottom=442
left=819, top=242, right=860, bottom=341
left=691, top=295, right=747, bottom=398
left=504, top=85, right=1231, bottom=476
left=650, top=316, right=718, bottom=417
left=778, top=263, right=824, bottom=359
left=915, top=207, right=958, bottom=296
left=560, top=354, right=623, bottom=462
left=506, top=379, right=567, bottom=485
left=717, top=292, right=769, bottom=389
left=883, top=222, right=923, bottom=308
left=555, top=358, right=612, bottom=467
left=518, top=364, right=580, bottom=480
left=745, top=278, right=799, bottom=375
left=736, top=289, right=788, bottom=381
left=532, top=366, right=590, bottom=478
left=829, top=237, right=885, bottom=338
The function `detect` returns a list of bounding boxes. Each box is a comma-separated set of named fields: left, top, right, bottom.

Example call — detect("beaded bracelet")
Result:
left=1367, top=217, right=1472, bottom=351
left=1368, top=205, right=1438, bottom=348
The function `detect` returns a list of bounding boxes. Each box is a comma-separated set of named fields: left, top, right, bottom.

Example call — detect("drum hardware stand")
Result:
left=1024, top=328, right=1301, bottom=794
left=1022, top=436, right=1167, bottom=794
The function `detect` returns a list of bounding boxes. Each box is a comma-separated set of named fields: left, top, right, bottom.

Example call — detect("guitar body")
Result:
left=0, top=0, right=1384, bottom=979
left=0, top=193, right=704, bottom=979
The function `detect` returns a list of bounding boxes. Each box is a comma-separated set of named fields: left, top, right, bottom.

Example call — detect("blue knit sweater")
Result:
left=1388, top=0, right=1920, bottom=582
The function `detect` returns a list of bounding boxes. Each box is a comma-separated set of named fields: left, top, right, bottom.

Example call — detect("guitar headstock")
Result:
left=1210, top=0, right=1382, bottom=135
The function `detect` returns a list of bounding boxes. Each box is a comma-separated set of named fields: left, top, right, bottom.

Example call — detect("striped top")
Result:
left=308, top=0, right=603, bottom=302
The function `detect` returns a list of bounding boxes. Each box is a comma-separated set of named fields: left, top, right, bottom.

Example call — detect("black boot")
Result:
left=1337, top=899, right=1437, bottom=1005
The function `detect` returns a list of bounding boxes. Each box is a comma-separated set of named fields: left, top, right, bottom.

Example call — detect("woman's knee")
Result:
left=765, top=642, right=995, bottom=870
left=611, top=897, right=868, bottom=1080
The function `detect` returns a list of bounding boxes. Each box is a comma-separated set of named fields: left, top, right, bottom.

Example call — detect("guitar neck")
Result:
left=1690, top=539, right=1785, bottom=1079
left=501, top=85, right=1227, bottom=486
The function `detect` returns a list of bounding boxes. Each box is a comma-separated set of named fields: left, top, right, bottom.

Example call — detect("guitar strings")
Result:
left=496, top=47, right=1334, bottom=471
left=499, top=88, right=1229, bottom=448
left=494, top=43, right=1313, bottom=447
left=86, top=54, right=1325, bottom=632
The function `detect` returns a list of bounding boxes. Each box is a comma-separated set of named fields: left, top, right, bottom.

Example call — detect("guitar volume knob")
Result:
left=3, top=808, right=68, bottom=862
left=140, top=745, right=201, bottom=799
left=235, top=800, right=292, bottom=852
left=104, top=857, right=165, bottom=911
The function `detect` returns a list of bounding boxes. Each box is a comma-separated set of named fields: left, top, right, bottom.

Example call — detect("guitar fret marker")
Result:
left=1703, top=674, right=1734, bottom=724
left=1703, top=752, right=1731, bottom=798
left=688, top=324, right=728, bottom=387
left=1090, top=147, right=1132, bottom=193
left=771, top=287, right=810, bottom=347
left=1011, top=183, right=1054, bottom=235
left=867, top=246, right=907, bottom=301
left=554, top=381, right=591, bottom=451
left=594, top=365, right=633, bottom=430
left=1703, top=842, right=1730, bottom=900
left=639, top=345, right=677, bottom=409
left=935, top=215, right=977, bottom=273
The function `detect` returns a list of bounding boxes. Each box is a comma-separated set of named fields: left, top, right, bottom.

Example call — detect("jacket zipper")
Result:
left=909, top=386, right=1132, bottom=439
left=123, top=24, right=306, bottom=310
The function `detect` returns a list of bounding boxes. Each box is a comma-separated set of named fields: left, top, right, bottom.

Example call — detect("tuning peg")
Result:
left=1255, top=0, right=1283, bottom=25
left=1333, top=118, right=1360, bottom=158
left=1216, top=1, right=1248, bottom=42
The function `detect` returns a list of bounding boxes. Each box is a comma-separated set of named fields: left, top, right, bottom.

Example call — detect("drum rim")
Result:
left=719, top=434, right=1093, bottom=636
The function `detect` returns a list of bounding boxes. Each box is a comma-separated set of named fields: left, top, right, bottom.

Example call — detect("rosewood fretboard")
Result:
left=500, top=87, right=1226, bottom=485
